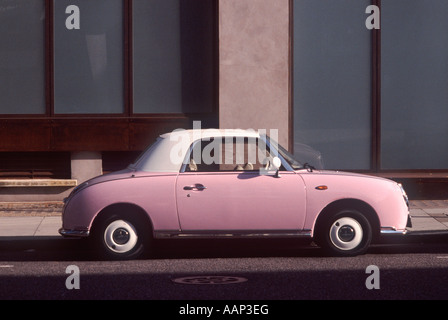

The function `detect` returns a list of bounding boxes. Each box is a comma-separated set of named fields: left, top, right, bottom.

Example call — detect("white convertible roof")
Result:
left=132, top=129, right=264, bottom=173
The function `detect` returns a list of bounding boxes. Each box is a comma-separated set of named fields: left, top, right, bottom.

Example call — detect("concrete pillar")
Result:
left=71, top=151, right=103, bottom=184
left=219, top=0, right=290, bottom=148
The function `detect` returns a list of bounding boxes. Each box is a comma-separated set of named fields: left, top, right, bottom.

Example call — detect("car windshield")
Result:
left=265, top=135, right=303, bottom=170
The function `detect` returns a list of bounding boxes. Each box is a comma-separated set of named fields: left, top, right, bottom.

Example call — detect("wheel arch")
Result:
left=90, top=202, right=154, bottom=237
left=314, top=198, right=381, bottom=241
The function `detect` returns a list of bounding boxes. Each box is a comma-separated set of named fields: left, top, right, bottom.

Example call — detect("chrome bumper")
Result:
left=380, top=214, right=412, bottom=235
left=59, top=228, right=90, bottom=238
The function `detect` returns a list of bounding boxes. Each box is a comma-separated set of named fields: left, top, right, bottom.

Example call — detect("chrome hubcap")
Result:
left=112, top=228, right=130, bottom=245
left=338, top=225, right=356, bottom=242
left=329, top=217, right=363, bottom=251
left=104, top=220, right=138, bottom=254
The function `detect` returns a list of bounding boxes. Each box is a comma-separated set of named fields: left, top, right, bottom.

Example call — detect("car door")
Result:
left=175, top=136, right=306, bottom=233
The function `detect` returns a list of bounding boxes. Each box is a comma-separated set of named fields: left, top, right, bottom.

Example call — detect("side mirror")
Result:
left=272, top=157, right=281, bottom=178
left=260, top=157, right=282, bottom=177
left=272, top=157, right=281, bottom=170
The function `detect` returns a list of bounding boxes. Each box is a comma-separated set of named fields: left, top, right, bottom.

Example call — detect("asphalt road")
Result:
left=0, top=235, right=447, bottom=302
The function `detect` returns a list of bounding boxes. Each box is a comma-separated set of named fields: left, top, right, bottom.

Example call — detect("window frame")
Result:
left=180, top=136, right=293, bottom=174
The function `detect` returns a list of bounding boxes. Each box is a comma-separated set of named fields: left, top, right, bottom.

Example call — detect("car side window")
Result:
left=185, top=137, right=281, bottom=173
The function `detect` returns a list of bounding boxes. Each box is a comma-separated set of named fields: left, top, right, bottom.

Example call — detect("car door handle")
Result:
left=184, top=184, right=207, bottom=191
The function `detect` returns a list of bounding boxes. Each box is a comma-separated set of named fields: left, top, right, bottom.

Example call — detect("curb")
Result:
left=0, top=202, right=63, bottom=217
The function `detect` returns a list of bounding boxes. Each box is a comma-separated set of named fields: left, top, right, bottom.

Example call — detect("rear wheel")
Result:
left=316, top=210, right=372, bottom=256
left=94, top=213, right=150, bottom=260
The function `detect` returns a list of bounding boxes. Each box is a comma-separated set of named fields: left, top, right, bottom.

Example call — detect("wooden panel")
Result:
left=129, top=114, right=218, bottom=150
left=0, top=115, right=217, bottom=152
left=51, top=119, right=130, bottom=151
left=0, top=120, right=51, bottom=151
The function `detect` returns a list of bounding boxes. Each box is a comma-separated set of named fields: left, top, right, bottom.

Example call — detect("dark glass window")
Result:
left=381, top=0, right=448, bottom=169
left=133, top=0, right=215, bottom=114
left=0, top=0, right=46, bottom=114
left=293, top=0, right=372, bottom=170
left=53, top=0, right=124, bottom=114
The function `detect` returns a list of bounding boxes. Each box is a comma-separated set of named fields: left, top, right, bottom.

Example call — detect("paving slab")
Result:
left=34, top=216, right=62, bottom=237
left=0, top=216, right=61, bottom=238
left=0, top=217, right=44, bottom=237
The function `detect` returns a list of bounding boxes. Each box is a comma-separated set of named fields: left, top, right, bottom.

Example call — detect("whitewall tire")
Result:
left=316, top=210, right=372, bottom=256
left=103, top=220, right=139, bottom=254
left=95, top=214, right=150, bottom=260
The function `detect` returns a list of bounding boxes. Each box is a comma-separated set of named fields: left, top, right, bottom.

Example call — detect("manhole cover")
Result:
left=172, top=275, right=248, bottom=285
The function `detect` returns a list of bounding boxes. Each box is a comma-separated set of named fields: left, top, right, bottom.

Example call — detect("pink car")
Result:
left=59, top=129, right=411, bottom=259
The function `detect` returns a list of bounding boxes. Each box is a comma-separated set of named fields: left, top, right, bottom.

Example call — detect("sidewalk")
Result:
left=0, top=202, right=63, bottom=239
left=407, top=200, right=448, bottom=234
left=0, top=200, right=447, bottom=239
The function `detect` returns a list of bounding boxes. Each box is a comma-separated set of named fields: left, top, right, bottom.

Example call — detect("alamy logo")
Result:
left=365, top=5, right=380, bottom=30
left=65, top=265, right=80, bottom=290
left=365, top=265, right=380, bottom=290
left=66, top=5, right=80, bottom=30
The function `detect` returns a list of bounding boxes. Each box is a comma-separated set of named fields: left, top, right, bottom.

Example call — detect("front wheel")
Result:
left=316, top=210, right=372, bottom=256
left=94, top=215, right=149, bottom=260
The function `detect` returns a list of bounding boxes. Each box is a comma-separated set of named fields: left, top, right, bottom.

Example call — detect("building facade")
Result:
left=0, top=0, right=447, bottom=201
